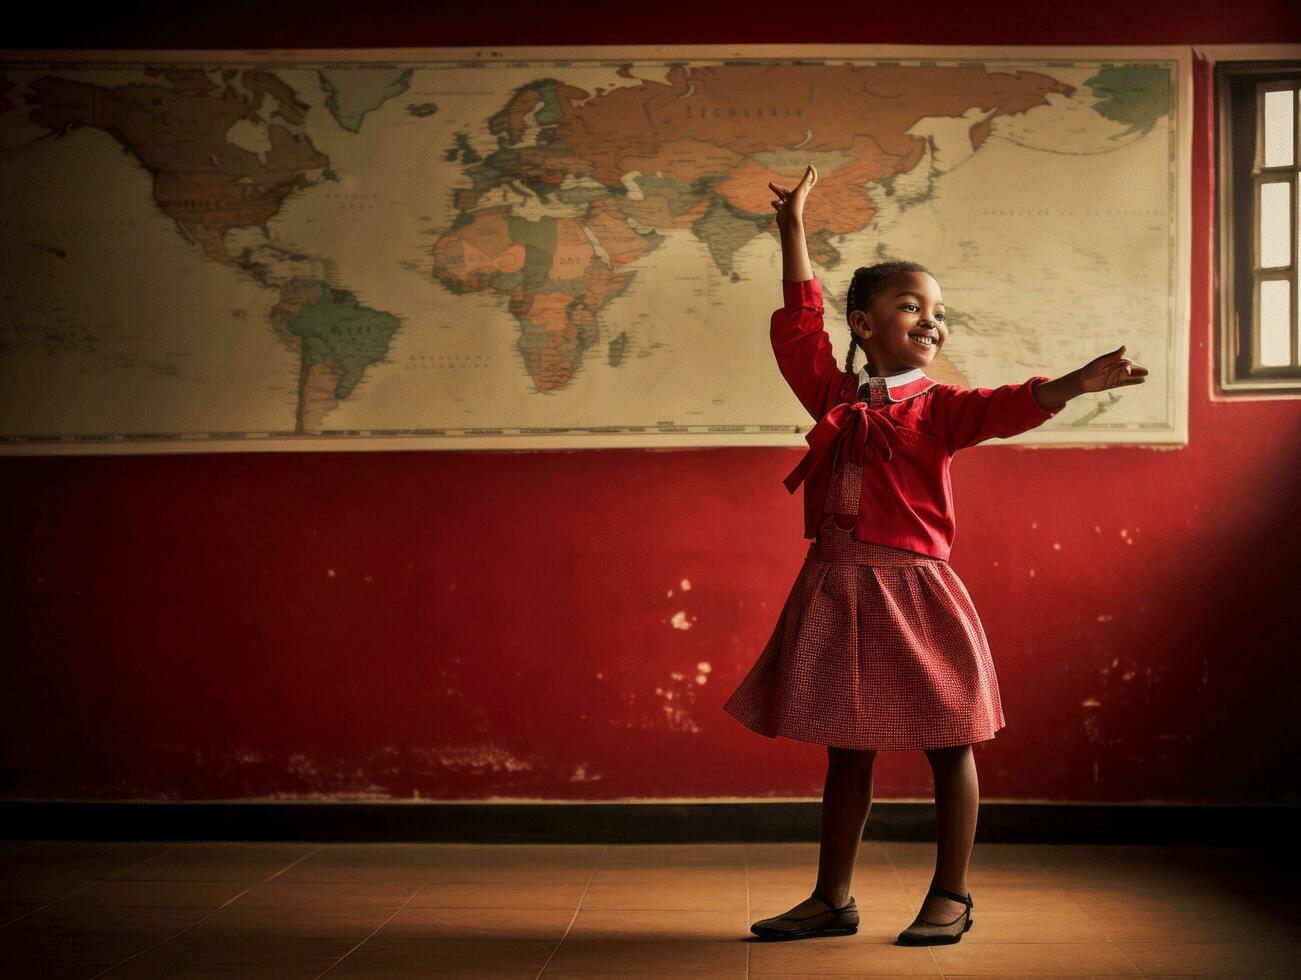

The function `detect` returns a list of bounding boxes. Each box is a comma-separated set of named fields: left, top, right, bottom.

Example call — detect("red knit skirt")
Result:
left=723, top=522, right=1006, bottom=751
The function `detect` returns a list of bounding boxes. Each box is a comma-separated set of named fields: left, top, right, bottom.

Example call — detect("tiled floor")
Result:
left=0, top=839, right=1295, bottom=977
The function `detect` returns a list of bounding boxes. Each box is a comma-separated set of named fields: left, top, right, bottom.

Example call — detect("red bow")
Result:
left=783, top=400, right=900, bottom=494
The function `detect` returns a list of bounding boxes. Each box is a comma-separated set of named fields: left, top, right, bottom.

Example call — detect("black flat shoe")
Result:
left=750, top=889, right=859, bottom=941
left=895, top=884, right=973, bottom=946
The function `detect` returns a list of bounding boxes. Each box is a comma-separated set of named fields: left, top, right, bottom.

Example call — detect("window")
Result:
left=1216, top=60, right=1301, bottom=393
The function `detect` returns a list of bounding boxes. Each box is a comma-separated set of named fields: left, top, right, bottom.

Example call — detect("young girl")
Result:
left=724, top=164, right=1147, bottom=947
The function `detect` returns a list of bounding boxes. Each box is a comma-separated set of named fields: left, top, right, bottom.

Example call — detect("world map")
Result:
left=0, top=48, right=1189, bottom=452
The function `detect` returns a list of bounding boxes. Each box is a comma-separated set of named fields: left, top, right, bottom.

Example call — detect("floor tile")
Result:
left=108, top=843, right=316, bottom=882
left=4, top=842, right=171, bottom=878
left=229, top=880, right=416, bottom=908
left=433, top=863, right=595, bottom=885
left=750, top=973, right=939, bottom=979
left=563, top=908, right=751, bottom=943
left=8, top=903, right=211, bottom=938
left=595, top=844, right=744, bottom=868
left=1114, top=940, right=1301, bottom=974
left=99, top=934, right=356, bottom=978
left=376, top=903, right=578, bottom=941
left=437, top=843, right=604, bottom=869
left=183, top=902, right=396, bottom=939
left=0, top=901, right=48, bottom=927
left=1078, top=896, right=1299, bottom=943
left=928, top=939, right=1142, bottom=974
left=409, top=879, right=589, bottom=909
left=750, top=933, right=945, bottom=975
left=326, top=937, right=557, bottom=975
left=947, top=901, right=1113, bottom=943
left=0, top=874, right=100, bottom=903
left=0, top=935, right=161, bottom=979
left=272, top=844, right=446, bottom=884
left=542, top=937, right=745, bottom=974
left=54, top=879, right=251, bottom=908
left=582, top=879, right=745, bottom=912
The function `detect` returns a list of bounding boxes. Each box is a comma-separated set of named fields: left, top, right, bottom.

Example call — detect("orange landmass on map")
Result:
left=478, top=63, right=1074, bottom=237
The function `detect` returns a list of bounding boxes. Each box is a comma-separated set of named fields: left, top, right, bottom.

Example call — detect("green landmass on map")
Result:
left=285, top=281, right=401, bottom=399
left=317, top=67, right=414, bottom=134
left=1085, top=67, right=1170, bottom=139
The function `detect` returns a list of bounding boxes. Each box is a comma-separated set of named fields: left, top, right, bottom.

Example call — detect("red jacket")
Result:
left=774, top=277, right=1063, bottom=561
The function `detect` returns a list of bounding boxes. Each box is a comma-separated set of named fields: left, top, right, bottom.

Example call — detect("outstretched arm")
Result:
left=934, top=345, right=1151, bottom=452
left=1032, top=345, right=1149, bottom=412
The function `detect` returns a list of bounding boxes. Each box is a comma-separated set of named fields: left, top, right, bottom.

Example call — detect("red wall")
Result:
left=3, top=2, right=1300, bottom=804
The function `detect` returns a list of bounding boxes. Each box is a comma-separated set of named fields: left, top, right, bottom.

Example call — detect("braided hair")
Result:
left=843, top=260, right=932, bottom=374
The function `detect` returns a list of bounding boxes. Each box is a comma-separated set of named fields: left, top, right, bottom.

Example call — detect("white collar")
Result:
left=856, top=366, right=936, bottom=403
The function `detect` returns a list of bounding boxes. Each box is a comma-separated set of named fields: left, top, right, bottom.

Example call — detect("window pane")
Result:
left=1263, top=88, right=1295, bottom=167
left=1259, top=182, right=1291, bottom=268
left=1260, top=279, right=1290, bottom=366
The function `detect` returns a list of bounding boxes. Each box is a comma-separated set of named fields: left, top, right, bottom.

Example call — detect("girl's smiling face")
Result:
left=849, top=270, right=948, bottom=375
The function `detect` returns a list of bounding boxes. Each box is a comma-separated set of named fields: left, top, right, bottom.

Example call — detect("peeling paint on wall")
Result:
left=570, top=764, right=603, bottom=783
left=412, top=743, right=534, bottom=773
left=669, top=611, right=695, bottom=629
left=654, top=659, right=705, bottom=733
left=661, top=702, right=701, bottom=732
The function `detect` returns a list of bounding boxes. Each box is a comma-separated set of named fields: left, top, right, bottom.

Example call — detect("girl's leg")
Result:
left=815, top=746, right=877, bottom=905
left=905, top=743, right=979, bottom=926
left=755, top=745, right=875, bottom=924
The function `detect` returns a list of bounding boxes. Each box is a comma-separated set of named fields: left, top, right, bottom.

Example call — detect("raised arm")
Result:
left=772, top=166, right=815, bottom=282
left=768, top=166, right=841, bottom=419
left=770, top=278, right=842, bottom=420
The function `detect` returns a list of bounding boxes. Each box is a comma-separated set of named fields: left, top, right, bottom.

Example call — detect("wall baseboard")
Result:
left=2, top=800, right=1294, bottom=843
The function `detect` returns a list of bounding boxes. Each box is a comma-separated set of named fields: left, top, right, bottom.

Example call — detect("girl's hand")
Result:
left=768, top=164, right=817, bottom=233
left=1078, top=345, right=1149, bottom=394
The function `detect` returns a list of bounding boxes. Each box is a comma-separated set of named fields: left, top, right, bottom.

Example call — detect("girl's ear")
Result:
left=849, top=309, right=872, bottom=341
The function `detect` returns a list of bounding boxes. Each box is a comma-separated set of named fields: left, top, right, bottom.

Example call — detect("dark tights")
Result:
left=814, top=743, right=978, bottom=906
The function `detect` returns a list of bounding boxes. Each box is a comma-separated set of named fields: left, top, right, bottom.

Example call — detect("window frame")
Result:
left=1215, top=59, right=1301, bottom=395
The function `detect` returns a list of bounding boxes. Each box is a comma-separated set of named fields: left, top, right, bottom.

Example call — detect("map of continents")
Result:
left=0, top=56, right=1178, bottom=449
